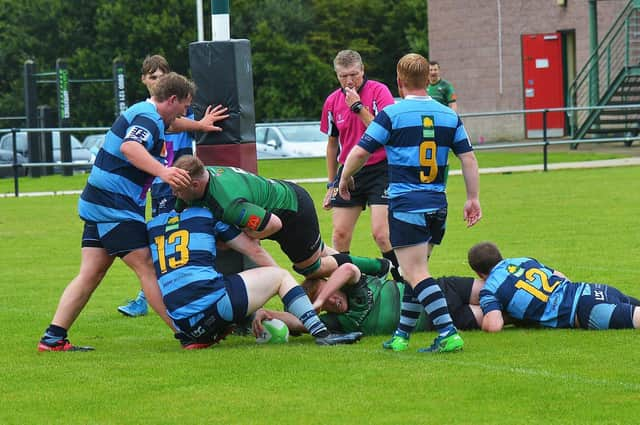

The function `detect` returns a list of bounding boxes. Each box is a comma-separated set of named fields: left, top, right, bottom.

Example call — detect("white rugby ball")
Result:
left=255, top=318, right=289, bottom=344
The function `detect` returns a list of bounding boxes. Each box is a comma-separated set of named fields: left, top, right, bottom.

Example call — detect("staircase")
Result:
left=568, top=0, right=640, bottom=146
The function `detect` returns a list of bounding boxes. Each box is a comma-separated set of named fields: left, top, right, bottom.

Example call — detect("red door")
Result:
left=522, top=32, right=565, bottom=138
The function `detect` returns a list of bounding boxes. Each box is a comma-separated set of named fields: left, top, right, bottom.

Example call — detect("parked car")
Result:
left=0, top=131, right=94, bottom=172
left=255, top=122, right=327, bottom=159
left=82, top=133, right=106, bottom=156
left=0, top=148, right=28, bottom=178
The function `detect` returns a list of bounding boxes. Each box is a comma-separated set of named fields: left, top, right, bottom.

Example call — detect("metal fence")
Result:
left=1, top=104, right=638, bottom=197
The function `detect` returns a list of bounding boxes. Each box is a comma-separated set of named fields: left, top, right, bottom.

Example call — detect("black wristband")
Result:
left=350, top=101, right=364, bottom=113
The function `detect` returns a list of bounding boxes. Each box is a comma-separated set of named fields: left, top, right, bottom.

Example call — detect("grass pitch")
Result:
left=1, top=156, right=639, bottom=424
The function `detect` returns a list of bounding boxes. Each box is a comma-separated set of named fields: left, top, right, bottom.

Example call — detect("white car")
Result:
left=82, top=133, right=106, bottom=157
left=0, top=131, right=94, bottom=171
left=255, top=122, right=327, bottom=159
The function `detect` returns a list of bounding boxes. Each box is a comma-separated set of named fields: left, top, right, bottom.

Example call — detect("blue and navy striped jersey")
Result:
left=151, top=107, right=195, bottom=201
left=479, top=257, right=586, bottom=328
left=78, top=100, right=166, bottom=223
left=147, top=207, right=241, bottom=321
left=358, top=95, right=473, bottom=212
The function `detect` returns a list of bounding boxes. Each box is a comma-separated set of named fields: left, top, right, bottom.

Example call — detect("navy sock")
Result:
left=41, top=324, right=67, bottom=344
left=396, top=282, right=421, bottom=337
left=414, top=277, right=455, bottom=336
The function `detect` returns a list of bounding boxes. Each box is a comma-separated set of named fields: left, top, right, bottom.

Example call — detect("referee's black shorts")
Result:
left=330, top=161, right=389, bottom=209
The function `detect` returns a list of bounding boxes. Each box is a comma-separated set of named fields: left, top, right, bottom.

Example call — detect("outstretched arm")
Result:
left=169, top=105, right=229, bottom=133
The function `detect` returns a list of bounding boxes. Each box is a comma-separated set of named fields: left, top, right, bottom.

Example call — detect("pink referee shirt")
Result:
left=320, top=79, right=394, bottom=165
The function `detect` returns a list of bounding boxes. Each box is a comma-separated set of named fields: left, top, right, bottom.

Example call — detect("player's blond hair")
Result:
left=397, top=53, right=429, bottom=90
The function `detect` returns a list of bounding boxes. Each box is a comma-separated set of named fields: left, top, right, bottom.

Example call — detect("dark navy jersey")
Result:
left=480, top=257, right=585, bottom=328
left=358, top=95, right=472, bottom=213
left=147, top=207, right=240, bottom=321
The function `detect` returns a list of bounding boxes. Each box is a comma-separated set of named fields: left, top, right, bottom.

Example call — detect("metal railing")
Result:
left=2, top=105, right=639, bottom=197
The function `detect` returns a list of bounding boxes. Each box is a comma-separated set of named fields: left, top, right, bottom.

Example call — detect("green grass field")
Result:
left=1, top=157, right=639, bottom=424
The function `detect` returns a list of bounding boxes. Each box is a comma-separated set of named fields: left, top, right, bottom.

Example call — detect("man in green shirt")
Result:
left=252, top=263, right=483, bottom=336
left=427, top=61, right=457, bottom=111
left=172, top=155, right=391, bottom=279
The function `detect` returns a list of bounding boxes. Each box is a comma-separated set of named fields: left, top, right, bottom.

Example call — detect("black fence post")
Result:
left=37, top=105, right=55, bottom=175
left=10, top=129, right=20, bottom=197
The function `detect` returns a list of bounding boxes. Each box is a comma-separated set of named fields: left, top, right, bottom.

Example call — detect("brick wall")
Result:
left=428, top=0, right=625, bottom=141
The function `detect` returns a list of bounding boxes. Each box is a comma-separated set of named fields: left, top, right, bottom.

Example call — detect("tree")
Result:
left=0, top=0, right=428, bottom=125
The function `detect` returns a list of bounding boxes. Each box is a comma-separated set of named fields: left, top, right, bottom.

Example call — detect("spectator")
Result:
left=427, top=61, right=457, bottom=111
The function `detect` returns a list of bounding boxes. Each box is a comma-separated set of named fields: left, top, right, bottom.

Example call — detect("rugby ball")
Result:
left=255, top=318, right=289, bottom=344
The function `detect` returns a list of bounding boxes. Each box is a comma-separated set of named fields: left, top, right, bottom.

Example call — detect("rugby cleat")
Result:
left=117, top=295, right=148, bottom=317
left=176, top=325, right=236, bottom=350
left=382, top=333, right=410, bottom=352
left=315, top=331, right=363, bottom=345
left=38, top=339, right=95, bottom=352
left=418, top=329, right=464, bottom=353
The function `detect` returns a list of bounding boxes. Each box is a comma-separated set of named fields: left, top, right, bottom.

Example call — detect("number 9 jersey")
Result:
left=357, top=96, right=473, bottom=213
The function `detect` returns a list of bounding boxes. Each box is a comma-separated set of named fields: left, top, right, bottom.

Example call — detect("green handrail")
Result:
left=568, top=0, right=640, bottom=136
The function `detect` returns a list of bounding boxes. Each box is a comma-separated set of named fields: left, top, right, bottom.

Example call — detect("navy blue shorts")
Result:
left=575, top=283, right=637, bottom=329
left=81, top=221, right=148, bottom=258
left=388, top=208, right=447, bottom=248
left=174, top=274, right=249, bottom=342
left=330, top=161, right=389, bottom=209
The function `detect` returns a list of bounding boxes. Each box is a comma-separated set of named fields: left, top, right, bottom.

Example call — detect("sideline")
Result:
left=2, top=157, right=640, bottom=198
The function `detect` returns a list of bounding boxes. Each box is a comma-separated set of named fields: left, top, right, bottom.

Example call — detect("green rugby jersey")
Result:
left=176, top=166, right=298, bottom=230
left=427, top=78, right=456, bottom=107
left=321, top=275, right=428, bottom=335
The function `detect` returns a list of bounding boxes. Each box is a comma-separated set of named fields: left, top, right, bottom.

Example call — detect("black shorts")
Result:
left=81, top=221, right=148, bottom=258
left=269, top=182, right=323, bottom=264
left=330, top=161, right=388, bottom=209
left=422, top=276, right=479, bottom=331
